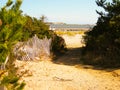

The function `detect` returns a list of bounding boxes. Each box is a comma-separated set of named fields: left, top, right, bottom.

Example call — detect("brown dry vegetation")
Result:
left=54, top=31, right=85, bottom=36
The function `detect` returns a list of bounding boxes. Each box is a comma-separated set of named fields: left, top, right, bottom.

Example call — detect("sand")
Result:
left=15, top=34, right=120, bottom=90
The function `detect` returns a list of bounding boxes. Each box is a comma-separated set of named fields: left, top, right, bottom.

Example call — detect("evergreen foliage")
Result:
left=82, top=0, right=120, bottom=67
left=23, top=15, right=66, bottom=53
left=0, top=0, right=26, bottom=89
left=0, top=0, right=26, bottom=64
left=23, top=15, right=51, bottom=39
left=51, top=33, right=66, bottom=52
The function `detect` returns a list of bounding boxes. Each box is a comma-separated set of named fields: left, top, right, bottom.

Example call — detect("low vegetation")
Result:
left=51, top=32, right=67, bottom=53
left=54, top=30, right=86, bottom=36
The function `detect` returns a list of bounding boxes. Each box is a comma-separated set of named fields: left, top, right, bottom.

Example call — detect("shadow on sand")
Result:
left=53, top=48, right=81, bottom=66
left=52, top=47, right=120, bottom=72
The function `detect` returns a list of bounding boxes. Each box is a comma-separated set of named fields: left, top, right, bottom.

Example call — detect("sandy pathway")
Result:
left=15, top=35, right=120, bottom=90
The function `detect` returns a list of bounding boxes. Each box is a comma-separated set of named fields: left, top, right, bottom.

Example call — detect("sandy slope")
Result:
left=15, top=35, right=120, bottom=90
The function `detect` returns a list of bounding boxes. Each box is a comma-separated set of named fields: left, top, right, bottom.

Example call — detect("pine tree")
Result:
left=0, top=0, right=26, bottom=64
left=0, top=0, right=26, bottom=89
left=82, top=0, right=120, bottom=67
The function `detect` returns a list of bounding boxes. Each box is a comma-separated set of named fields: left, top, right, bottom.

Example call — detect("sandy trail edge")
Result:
left=15, top=35, right=120, bottom=90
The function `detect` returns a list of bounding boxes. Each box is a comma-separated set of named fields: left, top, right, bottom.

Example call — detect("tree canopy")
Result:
left=0, top=0, right=26, bottom=63
left=82, top=0, right=120, bottom=67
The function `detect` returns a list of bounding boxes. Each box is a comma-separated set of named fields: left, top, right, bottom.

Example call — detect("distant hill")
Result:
left=47, top=22, right=94, bottom=31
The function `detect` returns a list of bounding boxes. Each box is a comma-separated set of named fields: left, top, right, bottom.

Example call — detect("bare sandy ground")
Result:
left=15, top=34, right=120, bottom=90
left=61, top=34, right=84, bottom=48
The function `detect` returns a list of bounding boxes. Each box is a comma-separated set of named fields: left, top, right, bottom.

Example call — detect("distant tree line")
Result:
left=82, top=0, right=120, bottom=67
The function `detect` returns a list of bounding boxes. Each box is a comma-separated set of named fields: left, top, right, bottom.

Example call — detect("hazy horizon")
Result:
left=0, top=0, right=112, bottom=24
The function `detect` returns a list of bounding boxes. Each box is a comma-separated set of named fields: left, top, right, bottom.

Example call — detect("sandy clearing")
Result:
left=16, top=60, right=120, bottom=90
left=15, top=34, right=120, bottom=90
left=61, top=34, right=84, bottom=48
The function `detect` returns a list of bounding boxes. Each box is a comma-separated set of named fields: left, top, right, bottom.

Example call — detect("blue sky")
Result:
left=0, top=0, right=111, bottom=24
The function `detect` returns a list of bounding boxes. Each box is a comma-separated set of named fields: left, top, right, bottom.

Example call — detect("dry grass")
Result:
left=54, top=31, right=86, bottom=36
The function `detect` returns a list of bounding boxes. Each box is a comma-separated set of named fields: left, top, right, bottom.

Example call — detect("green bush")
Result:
left=23, top=16, right=51, bottom=39
left=49, top=31, right=67, bottom=53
